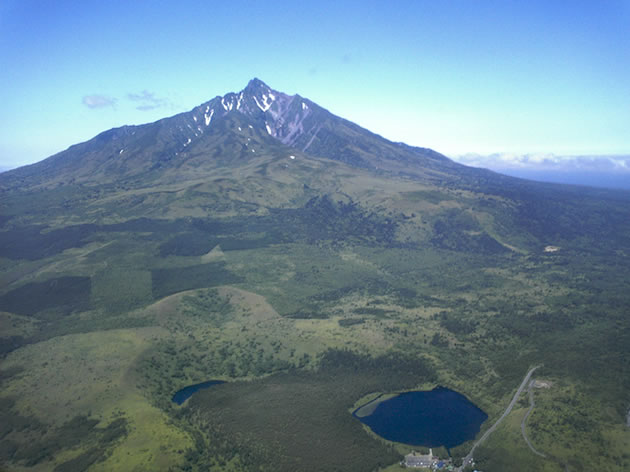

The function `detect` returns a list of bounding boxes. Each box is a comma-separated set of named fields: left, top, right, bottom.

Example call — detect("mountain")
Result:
left=2, top=78, right=471, bottom=191
left=1, top=80, right=630, bottom=472
left=3, top=79, right=628, bottom=255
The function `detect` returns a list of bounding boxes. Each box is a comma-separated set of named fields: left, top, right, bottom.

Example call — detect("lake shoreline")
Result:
left=171, top=380, right=226, bottom=405
left=352, top=386, right=487, bottom=450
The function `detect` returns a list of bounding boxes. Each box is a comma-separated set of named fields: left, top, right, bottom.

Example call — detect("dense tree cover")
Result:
left=180, top=349, right=436, bottom=472
left=0, top=276, right=91, bottom=317
left=151, top=262, right=243, bottom=299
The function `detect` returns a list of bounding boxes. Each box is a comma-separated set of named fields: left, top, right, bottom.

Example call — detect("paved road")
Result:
left=457, top=365, right=541, bottom=471
left=521, top=379, right=546, bottom=457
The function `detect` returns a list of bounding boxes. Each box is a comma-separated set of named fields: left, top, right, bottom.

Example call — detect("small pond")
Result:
left=353, top=387, right=487, bottom=450
left=172, top=380, right=226, bottom=405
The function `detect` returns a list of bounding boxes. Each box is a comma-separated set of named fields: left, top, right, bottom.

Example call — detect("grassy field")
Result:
left=1, top=327, right=192, bottom=471
left=1, top=156, right=630, bottom=471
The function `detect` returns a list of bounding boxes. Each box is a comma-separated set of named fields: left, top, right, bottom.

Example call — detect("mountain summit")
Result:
left=215, top=78, right=455, bottom=172
left=2, top=79, right=464, bottom=190
left=196, top=77, right=318, bottom=147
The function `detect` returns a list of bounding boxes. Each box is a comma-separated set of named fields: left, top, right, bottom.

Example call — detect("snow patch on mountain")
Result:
left=204, top=109, right=214, bottom=126
left=254, top=95, right=273, bottom=112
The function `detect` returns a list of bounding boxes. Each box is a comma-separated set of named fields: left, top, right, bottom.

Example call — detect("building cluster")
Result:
left=402, top=449, right=454, bottom=470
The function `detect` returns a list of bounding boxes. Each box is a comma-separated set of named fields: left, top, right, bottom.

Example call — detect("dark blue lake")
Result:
left=171, top=380, right=225, bottom=405
left=353, top=387, right=487, bottom=449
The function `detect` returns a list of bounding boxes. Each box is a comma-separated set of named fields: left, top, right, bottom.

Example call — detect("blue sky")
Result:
left=1, top=0, right=629, bottom=169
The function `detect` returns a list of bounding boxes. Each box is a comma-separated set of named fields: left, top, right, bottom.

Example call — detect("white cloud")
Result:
left=452, top=153, right=630, bottom=173
left=127, top=90, right=170, bottom=111
left=82, top=94, right=116, bottom=109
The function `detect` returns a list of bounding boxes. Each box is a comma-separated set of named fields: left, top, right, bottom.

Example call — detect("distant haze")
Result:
left=452, top=154, right=630, bottom=190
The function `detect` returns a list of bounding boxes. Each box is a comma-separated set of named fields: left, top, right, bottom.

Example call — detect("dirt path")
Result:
left=521, top=380, right=546, bottom=457
left=458, top=365, right=541, bottom=471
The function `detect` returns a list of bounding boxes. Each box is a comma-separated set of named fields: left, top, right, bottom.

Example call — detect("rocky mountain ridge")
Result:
left=1, top=79, right=466, bottom=191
